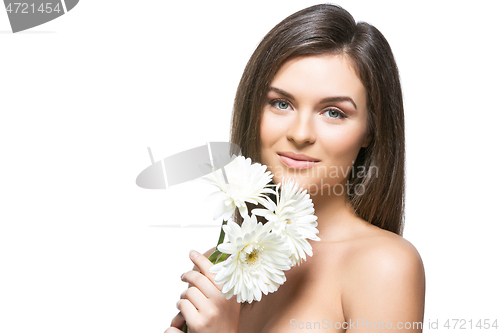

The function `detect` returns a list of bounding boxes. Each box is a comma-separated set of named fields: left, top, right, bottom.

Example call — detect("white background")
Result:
left=1, top=1, right=499, bottom=332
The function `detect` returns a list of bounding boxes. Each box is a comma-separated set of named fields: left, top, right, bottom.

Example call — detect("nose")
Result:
left=286, top=111, right=316, bottom=146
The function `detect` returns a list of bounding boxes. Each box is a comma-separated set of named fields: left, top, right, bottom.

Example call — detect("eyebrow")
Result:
left=268, top=86, right=358, bottom=110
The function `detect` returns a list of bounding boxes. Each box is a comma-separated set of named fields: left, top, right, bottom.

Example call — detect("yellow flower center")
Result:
left=246, top=248, right=259, bottom=264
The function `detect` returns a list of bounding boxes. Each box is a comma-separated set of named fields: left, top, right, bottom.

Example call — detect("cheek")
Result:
left=260, top=111, right=286, bottom=149
left=259, top=111, right=291, bottom=173
left=259, top=113, right=271, bottom=148
left=319, top=124, right=367, bottom=163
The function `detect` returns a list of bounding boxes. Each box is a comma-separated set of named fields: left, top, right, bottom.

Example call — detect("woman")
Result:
left=167, top=4, right=425, bottom=332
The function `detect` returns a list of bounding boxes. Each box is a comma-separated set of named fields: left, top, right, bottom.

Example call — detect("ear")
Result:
left=361, top=133, right=372, bottom=148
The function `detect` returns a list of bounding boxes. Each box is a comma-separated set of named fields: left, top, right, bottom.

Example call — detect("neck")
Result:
left=310, top=189, right=364, bottom=242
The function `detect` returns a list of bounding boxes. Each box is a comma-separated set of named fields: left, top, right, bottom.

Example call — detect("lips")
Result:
left=277, top=152, right=320, bottom=170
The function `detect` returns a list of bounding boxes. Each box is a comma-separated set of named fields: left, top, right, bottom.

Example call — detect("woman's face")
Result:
left=260, top=54, right=371, bottom=197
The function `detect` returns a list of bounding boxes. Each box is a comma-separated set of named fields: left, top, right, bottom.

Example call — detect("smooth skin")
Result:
left=167, top=54, right=425, bottom=332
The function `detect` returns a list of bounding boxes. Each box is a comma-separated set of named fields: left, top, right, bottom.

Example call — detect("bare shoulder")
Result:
left=341, top=226, right=426, bottom=330
left=346, top=227, right=424, bottom=276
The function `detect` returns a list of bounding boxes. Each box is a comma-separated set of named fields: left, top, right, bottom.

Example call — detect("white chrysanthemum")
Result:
left=253, top=178, right=320, bottom=266
left=200, top=155, right=275, bottom=220
left=209, top=215, right=291, bottom=303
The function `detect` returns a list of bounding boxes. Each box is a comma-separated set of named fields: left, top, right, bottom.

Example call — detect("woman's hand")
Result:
left=166, top=250, right=240, bottom=333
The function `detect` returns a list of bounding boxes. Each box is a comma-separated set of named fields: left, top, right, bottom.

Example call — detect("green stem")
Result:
left=207, top=220, right=228, bottom=264
left=216, top=220, right=228, bottom=246
left=215, top=252, right=229, bottom=264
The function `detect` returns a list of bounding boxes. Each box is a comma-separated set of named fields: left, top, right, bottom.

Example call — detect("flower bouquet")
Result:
left=200, top=155, right=320, bottom=303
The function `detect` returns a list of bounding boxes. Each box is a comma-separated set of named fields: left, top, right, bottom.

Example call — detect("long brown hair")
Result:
left=230, top=4, right=405, bottom=235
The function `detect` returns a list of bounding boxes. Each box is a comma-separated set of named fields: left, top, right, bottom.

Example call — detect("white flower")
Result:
left=201, top=155, right=275, bottom=220
left=253, top=178, right=320, bottom=266
left=209, top=215, right=291, bottom=303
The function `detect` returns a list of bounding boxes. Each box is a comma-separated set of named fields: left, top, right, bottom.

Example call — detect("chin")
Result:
left=272, top=173, right=316, bottom=190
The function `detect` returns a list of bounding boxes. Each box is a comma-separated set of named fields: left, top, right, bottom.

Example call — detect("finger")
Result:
left=170, top=312, right=185, bottom=329
left=176, top=298, right=198, bottom=324
left=189, top=250, right=220, bottom=288
left=181, top=270, right=220, bottom=298
left=180, top=286, right=210, bottom=310
left=164, top=327, right=183, bottom=333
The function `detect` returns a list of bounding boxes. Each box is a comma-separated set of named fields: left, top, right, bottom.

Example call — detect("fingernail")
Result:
left=189, top=250, right=199, bottom=259
left=180, top=272, right=185, bottom=280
